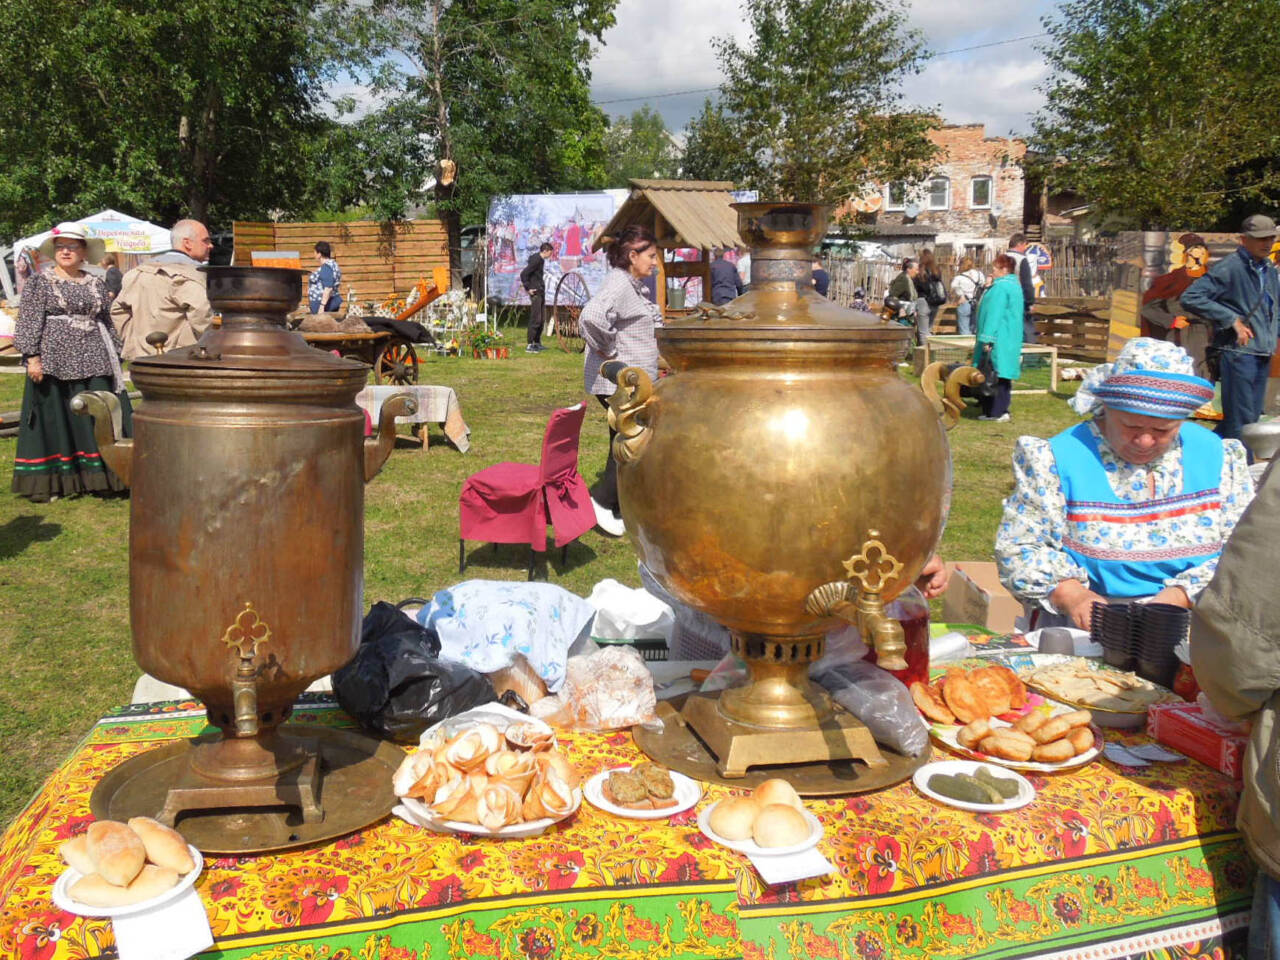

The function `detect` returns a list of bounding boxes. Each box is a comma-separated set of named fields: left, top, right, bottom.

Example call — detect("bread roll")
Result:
left=753, top=778, right=803, bottom=811
left=1067, top=726, right=1095, bottom=755
left=70, top=864, right=179, bottom=908
left=752, top=804, right=810, bottom=848
left=1014, top=711, right=1049, bottom=735
left=957, top=718, right=992, bottom=749
left=1059, top=709, right=1093, bottom=729
left=1032, top=739, right=1076, bottom=763
left=87, top=820, right=146, bottom=887
left=128, top=817, right=195, bottom=874
left=978, top=733, right=1034, bottom=762
left=709, top=797, right=759, bottom=841
left=1031, top=717, right=1072, bottom=744
left=61, top=836, right=96, bottom=875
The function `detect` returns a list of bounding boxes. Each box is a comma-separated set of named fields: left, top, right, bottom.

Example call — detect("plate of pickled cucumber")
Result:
left=912, top=760, right=1035, bottom=812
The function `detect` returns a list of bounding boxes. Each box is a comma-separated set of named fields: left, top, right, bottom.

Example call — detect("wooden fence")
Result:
left=232, top=220, right=450, bottom=304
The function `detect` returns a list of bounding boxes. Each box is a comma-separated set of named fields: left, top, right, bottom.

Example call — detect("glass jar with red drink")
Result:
left=861, top=585, right=930, bottom=687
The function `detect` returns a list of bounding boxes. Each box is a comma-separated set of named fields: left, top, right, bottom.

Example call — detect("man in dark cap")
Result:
left=708, top=248, right=744, bottom=305
left=1183, top=214, right=1280, bottom=441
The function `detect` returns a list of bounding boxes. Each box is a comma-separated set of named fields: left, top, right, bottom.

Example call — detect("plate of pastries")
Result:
left=697, top=779, right=823, bottom=857
left=53, top=818, right=201, bottom=917
left=394, top=718, right=582, bottom=837
left=1010, top=655, right=1181, bottom=726
left=912, top=665, right=1099, bottom=771
left=584, top=763, right=701, bottom=819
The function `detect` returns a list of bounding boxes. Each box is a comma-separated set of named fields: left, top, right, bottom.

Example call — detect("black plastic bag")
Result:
left=333, top=602, right=496, bottom=743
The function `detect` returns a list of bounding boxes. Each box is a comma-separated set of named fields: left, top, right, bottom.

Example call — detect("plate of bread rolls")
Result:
left=52, top=818, right=201, bottom=917
left=930, top=706, right=1101, bottom=772
left=697, top=779, right=823, bottom=857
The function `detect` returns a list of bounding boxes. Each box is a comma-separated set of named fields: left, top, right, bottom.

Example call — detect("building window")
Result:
left=927, top=177, right=950, bottom=210
left=970, top=176, right=993, bottom=209
left=886, top=182, right=906, bottom=211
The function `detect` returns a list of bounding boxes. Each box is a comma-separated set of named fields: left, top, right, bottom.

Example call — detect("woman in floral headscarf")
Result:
left=995, top=338, right=1254, bottom=630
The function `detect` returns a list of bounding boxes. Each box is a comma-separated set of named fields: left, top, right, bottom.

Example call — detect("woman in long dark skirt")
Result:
left=13, top=222, right=132, bottom=501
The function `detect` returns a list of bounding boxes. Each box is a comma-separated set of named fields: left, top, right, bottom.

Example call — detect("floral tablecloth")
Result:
left=0, top=694, right=1251, bottom=960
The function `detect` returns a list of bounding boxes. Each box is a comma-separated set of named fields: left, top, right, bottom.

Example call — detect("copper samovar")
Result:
left=73, top=267, right=411, bottom=851
left=613, top=203, right=960, bottom=791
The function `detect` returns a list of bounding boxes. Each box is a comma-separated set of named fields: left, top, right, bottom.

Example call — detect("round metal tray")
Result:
left=91, top=724, right=402, bottom=854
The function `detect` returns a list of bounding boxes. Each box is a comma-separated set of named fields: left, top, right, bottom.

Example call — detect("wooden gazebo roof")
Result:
left=593, top=179, right=742, bottom=252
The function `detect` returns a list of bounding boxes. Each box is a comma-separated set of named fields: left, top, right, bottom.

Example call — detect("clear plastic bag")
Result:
left=529, top=645, right=657, bottom=730
left=811, top=659, right=929, bottom=756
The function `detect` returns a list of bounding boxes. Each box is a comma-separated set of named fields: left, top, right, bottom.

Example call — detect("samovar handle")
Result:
left=71, top=390, right=134, bottom=486
left=363, top=392, right=417, bottom=480
left=601, top=361, right=656, bottom=464
left=920, top=361, right=985, bottom=430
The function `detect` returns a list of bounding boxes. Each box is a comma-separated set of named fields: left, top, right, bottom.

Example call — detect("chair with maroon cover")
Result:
left=458, top=403, right=596, bottom=578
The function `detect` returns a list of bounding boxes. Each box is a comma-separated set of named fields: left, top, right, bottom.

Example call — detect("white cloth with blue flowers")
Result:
left=996, top=420, right=1253, bottom=612
left=416, top=580, right=597, bottom=693
left=1070, top=337, right=1198, bottom=417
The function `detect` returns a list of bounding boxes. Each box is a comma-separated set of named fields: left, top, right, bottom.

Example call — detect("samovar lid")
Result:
left=129, top=267, right=370, bottom=396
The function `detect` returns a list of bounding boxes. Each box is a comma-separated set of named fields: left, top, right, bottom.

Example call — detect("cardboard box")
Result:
left=940, top=561, right=1022, bottom=633
left=1148, top=702, right=1248, bottom=785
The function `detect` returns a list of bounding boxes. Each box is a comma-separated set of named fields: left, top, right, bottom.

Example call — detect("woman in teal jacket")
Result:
left=974, top=253, right=1025, bottom=421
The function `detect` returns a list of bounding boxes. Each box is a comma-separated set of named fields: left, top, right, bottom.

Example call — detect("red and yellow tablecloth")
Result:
left=0, top=694, right=1252, bottom=960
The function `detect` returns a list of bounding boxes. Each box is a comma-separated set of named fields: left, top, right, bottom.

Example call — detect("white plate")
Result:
left=697, top=802, right=823, bottom=857
left=399, top=791, right=582, bottom=838
left=913, top=760, right=1035, bottom=812
left=930, top=712, right=1102, bottom=772
left=1021, top=628, right=1102, bottom=659
left=584, top=767, right=701, bottom=819
left=52, top=846, right=203, bottom=918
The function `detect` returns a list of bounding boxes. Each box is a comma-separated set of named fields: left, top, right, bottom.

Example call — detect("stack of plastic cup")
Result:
left=1134, top=602, right=1189, bottom=689
left=1090, top=602, right=1137, bottom=671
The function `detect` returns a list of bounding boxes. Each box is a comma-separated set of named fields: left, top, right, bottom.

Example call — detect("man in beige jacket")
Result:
left=111, top=219, right=214, bottom=360
left=1191, top=460, right=1280, bottom=958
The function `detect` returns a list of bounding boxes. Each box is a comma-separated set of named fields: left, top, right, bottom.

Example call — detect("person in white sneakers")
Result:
left=578, top=224, right=661, bottom=536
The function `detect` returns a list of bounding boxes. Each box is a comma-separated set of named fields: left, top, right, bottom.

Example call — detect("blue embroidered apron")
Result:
left=1048, top=421, right=1223, bottom=598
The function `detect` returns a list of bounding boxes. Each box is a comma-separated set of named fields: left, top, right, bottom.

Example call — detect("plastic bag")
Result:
left=529, top=645, right=657, bottom=730
left=811, top=659, right=930, bottom=757
left=587, top=578, right=675, bottom=642
left=334, top=603, right=496, bottom=743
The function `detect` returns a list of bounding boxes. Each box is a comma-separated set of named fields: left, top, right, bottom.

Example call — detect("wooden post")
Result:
left=654, top=210, right=667, bottom=316
left=699, top=247, right=711, bottom=305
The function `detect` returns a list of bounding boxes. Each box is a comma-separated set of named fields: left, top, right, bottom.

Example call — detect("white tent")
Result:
left=13, top=209, right=171, bottom=260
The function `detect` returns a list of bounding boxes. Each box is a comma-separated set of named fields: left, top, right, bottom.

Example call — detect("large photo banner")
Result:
left=486, top=191, right=627, bottom=306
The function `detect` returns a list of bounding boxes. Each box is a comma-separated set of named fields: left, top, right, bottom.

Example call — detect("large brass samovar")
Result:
left=615, top=203, right=955, bottom=791
left=73, top=267, right=411, bottom=851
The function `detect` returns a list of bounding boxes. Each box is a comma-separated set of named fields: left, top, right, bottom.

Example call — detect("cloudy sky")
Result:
left=589, top=0, right=1056, bottom=139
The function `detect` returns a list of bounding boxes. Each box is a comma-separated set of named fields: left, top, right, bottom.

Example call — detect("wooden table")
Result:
left=924, top=334, right=1061, bottom=393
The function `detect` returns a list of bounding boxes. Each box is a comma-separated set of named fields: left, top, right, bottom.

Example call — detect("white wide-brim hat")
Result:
left=37, top=222, right=107, bottom=263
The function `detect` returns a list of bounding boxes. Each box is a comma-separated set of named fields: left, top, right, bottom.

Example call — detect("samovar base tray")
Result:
left=635, top=698, right=931, bottom=795
left=91, top=724, right=403, bottom=854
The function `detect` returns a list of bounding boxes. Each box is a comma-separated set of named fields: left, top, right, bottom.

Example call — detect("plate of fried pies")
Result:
left=1001, top=654, right=1181, bottom=726
left=584, top=763, right=702, bottom=819
left=930, top=707, right=1102, bottom=772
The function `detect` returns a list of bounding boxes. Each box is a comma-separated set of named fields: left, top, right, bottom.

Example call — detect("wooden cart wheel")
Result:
left=553, top=271, right=591, bottom=354
left=375, top=339, right=419, bottom=385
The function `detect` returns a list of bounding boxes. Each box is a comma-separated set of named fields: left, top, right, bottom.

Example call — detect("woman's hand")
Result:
left=1148, top=585, right=1191, bottom=608
left=26, top=356, right=43, bottom=383
left=914, top=553, right=950, bottom=599
left=1050, top=579, right=1107, bottom=630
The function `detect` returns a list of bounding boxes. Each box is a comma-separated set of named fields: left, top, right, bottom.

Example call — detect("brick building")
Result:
left=847, top=124, right=1028, bottom=258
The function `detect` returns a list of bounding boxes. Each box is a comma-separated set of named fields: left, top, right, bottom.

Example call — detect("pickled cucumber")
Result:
left=955, top=772, right=1004, bottom=804
left=927, top=773, right=998, bottom=805
left=974, top=765, right=1021, bottom=799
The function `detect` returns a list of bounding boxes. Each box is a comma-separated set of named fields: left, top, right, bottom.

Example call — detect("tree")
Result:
left=681, top=99, right=743, bottom=183
left=0, top=0, right=335, bottom=237
left=603, top=107, right=681, bottom=184
left=337, top=0, right=617, bottom=277
left=698, top=0, right=939, bottom=204
left=1031, top=0, right=1280, bottom=230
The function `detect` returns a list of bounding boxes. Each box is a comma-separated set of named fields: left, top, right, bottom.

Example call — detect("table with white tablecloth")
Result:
left=356, top=384, right=470, bottom=453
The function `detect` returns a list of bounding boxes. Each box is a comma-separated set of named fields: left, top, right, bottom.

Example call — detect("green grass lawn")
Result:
left=0, top=346, right=1079, bottom=827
